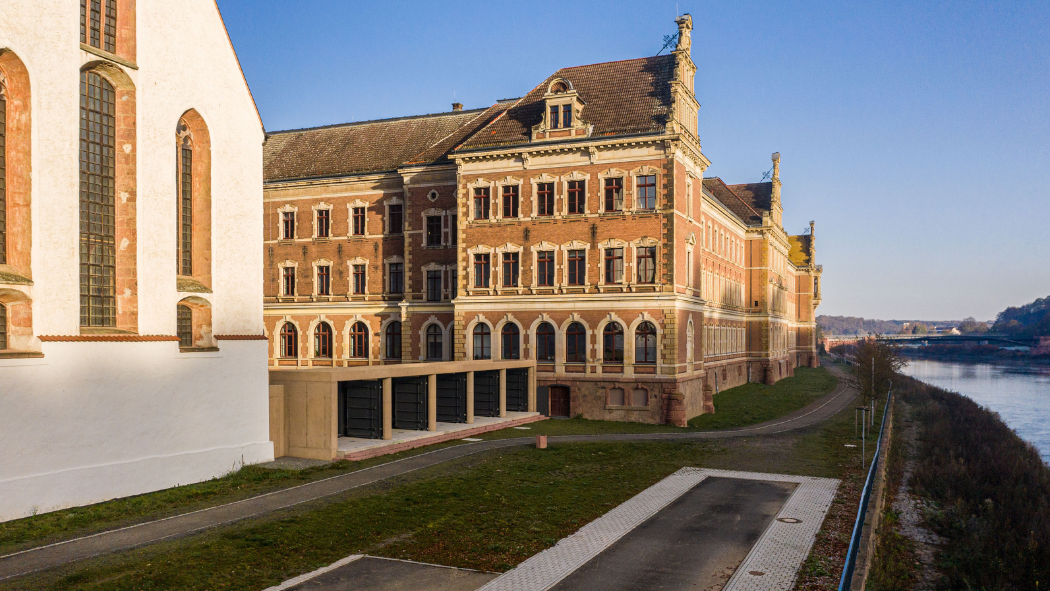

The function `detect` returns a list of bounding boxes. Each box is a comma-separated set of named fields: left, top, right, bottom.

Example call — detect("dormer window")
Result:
left=533, top=78, right=589, bottom=141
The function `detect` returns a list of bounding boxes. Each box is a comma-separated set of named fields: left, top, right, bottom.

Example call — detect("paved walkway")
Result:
left=0, top=367, right=856, bottom=582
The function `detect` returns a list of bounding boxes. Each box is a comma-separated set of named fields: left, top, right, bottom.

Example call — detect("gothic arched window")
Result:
left=79, top=71, right=117, bottom=328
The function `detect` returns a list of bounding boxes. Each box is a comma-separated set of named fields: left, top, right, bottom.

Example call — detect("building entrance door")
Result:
left=550, top=386, right=570, bottom=417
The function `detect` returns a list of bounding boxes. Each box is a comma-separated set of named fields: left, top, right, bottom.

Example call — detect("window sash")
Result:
left=474, top=254, right=490, bottom=288
left=474, top=187, right=490, bottom=219
left=316, top=209, right=330, bottom=238
left=604, top=248, right=623, bottom=284
left=317, top=265, right=331, bottom=296
left=637, top=247, right=656, bottom=283
left=549, top=105, right=559, bottom=129
left=637, top=175, right=656, bottom=209
left=388, top=263, right=404, bottom=294
left=283, top=267, right=295, bottom=296
left=351, top=207, right=365, bottom=235
left=0, top=92, right=5, bottom=266
left=314, top=325, right=332, bottom=358
left=426, top=327, right=443, bottom=360
left=388, top=204, right=403, bottom=234
left=282, top=212, right=295, bottom=239
left=501, top=327, right=520, bottom=360
left=280, top=324, right=297, bottom=358
left=502, top=186, right=519, bottom=218
left=177, top=305, right=193, bottom=348
left=566, top=325, right=586, bottom=362
left=568, top=250, right=585, bottom=285
left=537, top=326, right=555, bottom=362
left=604, top=178, right=623, bottom=211
left=426, top=270, right=442, bottom=301
left=352, top=264, right=365, bottom=294
left=635, top=324, right=657, bottom=363
left=79, top=71, right=117, bottom=327
left=349, top=324, right=368, bottom=358
left=567, top=180, right=585, bottom=214
left=537, top=183, right=554, bottom=216
left=502, top=253, right=519, bottom=287
left=537, top=251, right=554, bottom=286
left=179, top=144, right=193, bottom=275
left=603, top=326, right=624, bottom=362
left=426, top=216, right=442, bottom=246
left=562, top=104, right=572, bottom=128
left=473, top=327, right=491, bottom=360
left=385, top=323, right=402, bottom=359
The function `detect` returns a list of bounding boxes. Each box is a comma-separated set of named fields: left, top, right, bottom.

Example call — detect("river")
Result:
left=901, top=359, right=1050, bottom=465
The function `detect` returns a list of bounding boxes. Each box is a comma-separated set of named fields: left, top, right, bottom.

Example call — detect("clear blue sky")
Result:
left=217, top=0, right=1050, bottom=322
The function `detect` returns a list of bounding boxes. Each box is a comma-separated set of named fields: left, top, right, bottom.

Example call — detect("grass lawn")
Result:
left=688, top=366, right=839, bottom=430
left=0, top=366, right=838, bottom=564
left=3, top=380, right=880, bottom=591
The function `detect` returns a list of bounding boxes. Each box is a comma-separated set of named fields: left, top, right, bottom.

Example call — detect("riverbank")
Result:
left=867, top=375, right=1050, bottom=589
left=900, top=347, right=1050, bottom=364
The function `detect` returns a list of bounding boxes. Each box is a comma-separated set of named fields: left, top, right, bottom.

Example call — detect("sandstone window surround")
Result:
left=278, top=204, right=297, bottom=241
left=420, top=317, right=448, bottom=361
left=383, top=196, right=403, bottom=235
left=494, top=176, right=522, bottom=220
left=627, top=314, right=663, bottom=370
left=560, top=171, right=590, bottom=216
left=277, top=319, right=300, bottom=361
left=685, top=176, right=694, bottom=220
left=312, top=320, right=334, bottom=359
left=597, top=238, right=629, bottom=290
left=80, top=0, right=136, bottom=64
left=346, top=257, right=368, bottom=298
left=311, top=202, right=332, bottom=239
left=597, top=168, right=626, bottom=214
left=467, top=178, right=494, bottom=221
left=686, top=317, right=695, bottom=369
left=561, top=315, right=590, bottom=364
left=466, top=245, right=494, bottom=292
left=426, top=189, right=439, bottom=202
left=470, top=320, right=493, bottom=361
left=343, top=319, right=371, bottom=361
left=629, top=166, right=660, bottom=212
left=561, top=240, right=590, bottom=288
left=528, top=173, right=558, bottom=218
left=420, top=262, right=445, bottom=302
left=495, top=243, right=524, bottom=294
left=529, top=241, right=559, bottom=290
left=384, top=255, right=404, bottom=295
left=420, top=208, right=454, bottom=248
left=383, top=319, right=402, bottom=360
left=0, top=50, right=36, bottom=355
left=278, top=260, right=297, bottom=300
left=311, top=258, right=333, bottom=299
left=79, top=63, right=136, bottom=333
left=596, top=314, right=626, bottom=364
left=347, top=200, right=368, bottom=237
left=494, top=317, right=522, bottom=361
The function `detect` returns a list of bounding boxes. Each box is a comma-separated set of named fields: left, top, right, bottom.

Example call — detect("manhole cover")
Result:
left=777, top=517, right=802, bottom=523
left=749, top=571, right=765, bottom=576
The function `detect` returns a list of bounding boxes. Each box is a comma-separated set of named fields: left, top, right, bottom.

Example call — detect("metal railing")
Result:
left=838, top=387, right=893, bottom=590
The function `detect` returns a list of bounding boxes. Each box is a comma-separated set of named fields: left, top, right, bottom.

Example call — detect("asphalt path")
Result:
left=0, top=366, right=856, bottom=582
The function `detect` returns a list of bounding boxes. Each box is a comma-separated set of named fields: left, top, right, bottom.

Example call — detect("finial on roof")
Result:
left=771, top=152, right=780, bottom=182
left=675, top=14, right=692, bottom=53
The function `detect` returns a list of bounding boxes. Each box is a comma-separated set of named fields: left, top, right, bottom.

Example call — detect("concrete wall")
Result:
left=0, top=341, right=273, bottom=521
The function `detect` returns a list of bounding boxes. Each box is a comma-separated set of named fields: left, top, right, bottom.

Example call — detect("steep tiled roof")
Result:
left=456, top=55, right=675, bottom=151
left=789, top=235, right=813, bottom=266
left=263, top=104, right=511, bottom=182
left=702, top=178, right=765, bottom=225
left=726, top=182, right=773, bottom=214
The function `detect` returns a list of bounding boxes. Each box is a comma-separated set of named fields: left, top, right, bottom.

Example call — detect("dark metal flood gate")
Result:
left=437, top=373, right=467, bottom=423
left=393, top=376, right=427, bottom=431
left=474, top=370, right=500, bottom=417
left=339, top=380, right=382, bottom=439
left=506, top=368, right=529, bottom=412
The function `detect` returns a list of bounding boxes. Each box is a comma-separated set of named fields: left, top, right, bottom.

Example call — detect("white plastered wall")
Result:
left=0, top=1, right=272, bottom=521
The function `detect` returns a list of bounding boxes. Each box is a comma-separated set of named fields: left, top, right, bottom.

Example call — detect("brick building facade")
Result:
left=262, top=15, right=822, bottom=426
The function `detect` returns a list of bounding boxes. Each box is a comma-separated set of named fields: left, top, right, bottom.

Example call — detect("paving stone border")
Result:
left=477, top=468, right=839, bottom=591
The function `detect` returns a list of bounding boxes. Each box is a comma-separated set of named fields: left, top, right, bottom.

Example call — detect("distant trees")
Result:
left=992, top=296, right=1050, bottom=338
left=957, top=317, right=989, bottom=334
left=900, top=323, right=929, bottom=335
left=818, top=315, right=905, bottom=335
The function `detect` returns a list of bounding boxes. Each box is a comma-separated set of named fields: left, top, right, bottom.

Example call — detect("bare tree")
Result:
left=845, top=337, right=905, bottom=406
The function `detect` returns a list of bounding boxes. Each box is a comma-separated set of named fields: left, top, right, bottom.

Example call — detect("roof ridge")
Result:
left=404, top=102, right=505, bottom=164
left=267, top=108, right=488, bottom=136
left=707, top=177, right=762, bottom=218
left=451, top=94, right=531, bottom=152
left=555, top=54, right=672, bottom=72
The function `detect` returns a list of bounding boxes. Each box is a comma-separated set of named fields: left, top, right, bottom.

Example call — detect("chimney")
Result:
left=452, top=102, right=463, bottom=111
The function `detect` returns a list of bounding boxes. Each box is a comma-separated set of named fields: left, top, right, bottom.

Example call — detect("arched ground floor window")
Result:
left=280, top=322, right=298, bottom=358
left=473, top=324, right=491, bottom=360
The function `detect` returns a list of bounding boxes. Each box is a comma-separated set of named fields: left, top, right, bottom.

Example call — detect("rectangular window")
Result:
left=502, top=185, right=519, bottom=218
left=686, top=250, right=693, bottom=286
left=388, top=203, right=403, bottom=234
left=317, top=265, right=331, bottom=296
left=426, top=215, right=442, bottom=246
left=636, top=175, right=656, bottom=210
left=604, top=178, right=623, bottom=212
left=637, top=246, right=656, bottom=283
left=282, top=211, right=295, bottom=239
left=388, top=262, right=404, bottom=294
left=567, top=180, right=585, bottom=214
left=316, top=209, right=330, bottom=238
left=283, top=267, right=296, bottom=296
left=550, top=105, right=559, bottom=129
left=568, top=250, right=586, bottom=285
left=604, top=248, right=623, bottom=284
left=449, top=268, right=458, bottom=298
left=427, top=270, right=442, bottom=301
left=502, top=252, right=519, bottom=287
left=351, top=207, right=365, bottom=236
left=562, top=104, right=572, bottom=128
left=352, top=264, right=365, bottom=294
left=537, top=182, right=554, bottom=216
left=449, top=213, right=458, bottom=245
left=474, top=253, right=490, bottom=288
left=537, top=251, right=555, bottom=286
left=474, top=187, right=490, bottom=220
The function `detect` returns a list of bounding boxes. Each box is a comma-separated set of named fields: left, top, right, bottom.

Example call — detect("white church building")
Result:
left=0, top=1, right=273, bottom=521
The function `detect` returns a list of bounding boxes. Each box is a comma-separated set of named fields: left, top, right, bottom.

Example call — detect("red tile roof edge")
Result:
left=38, top=335, right=180, bottom=342
left=216, top=334, right=269, bottom=340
